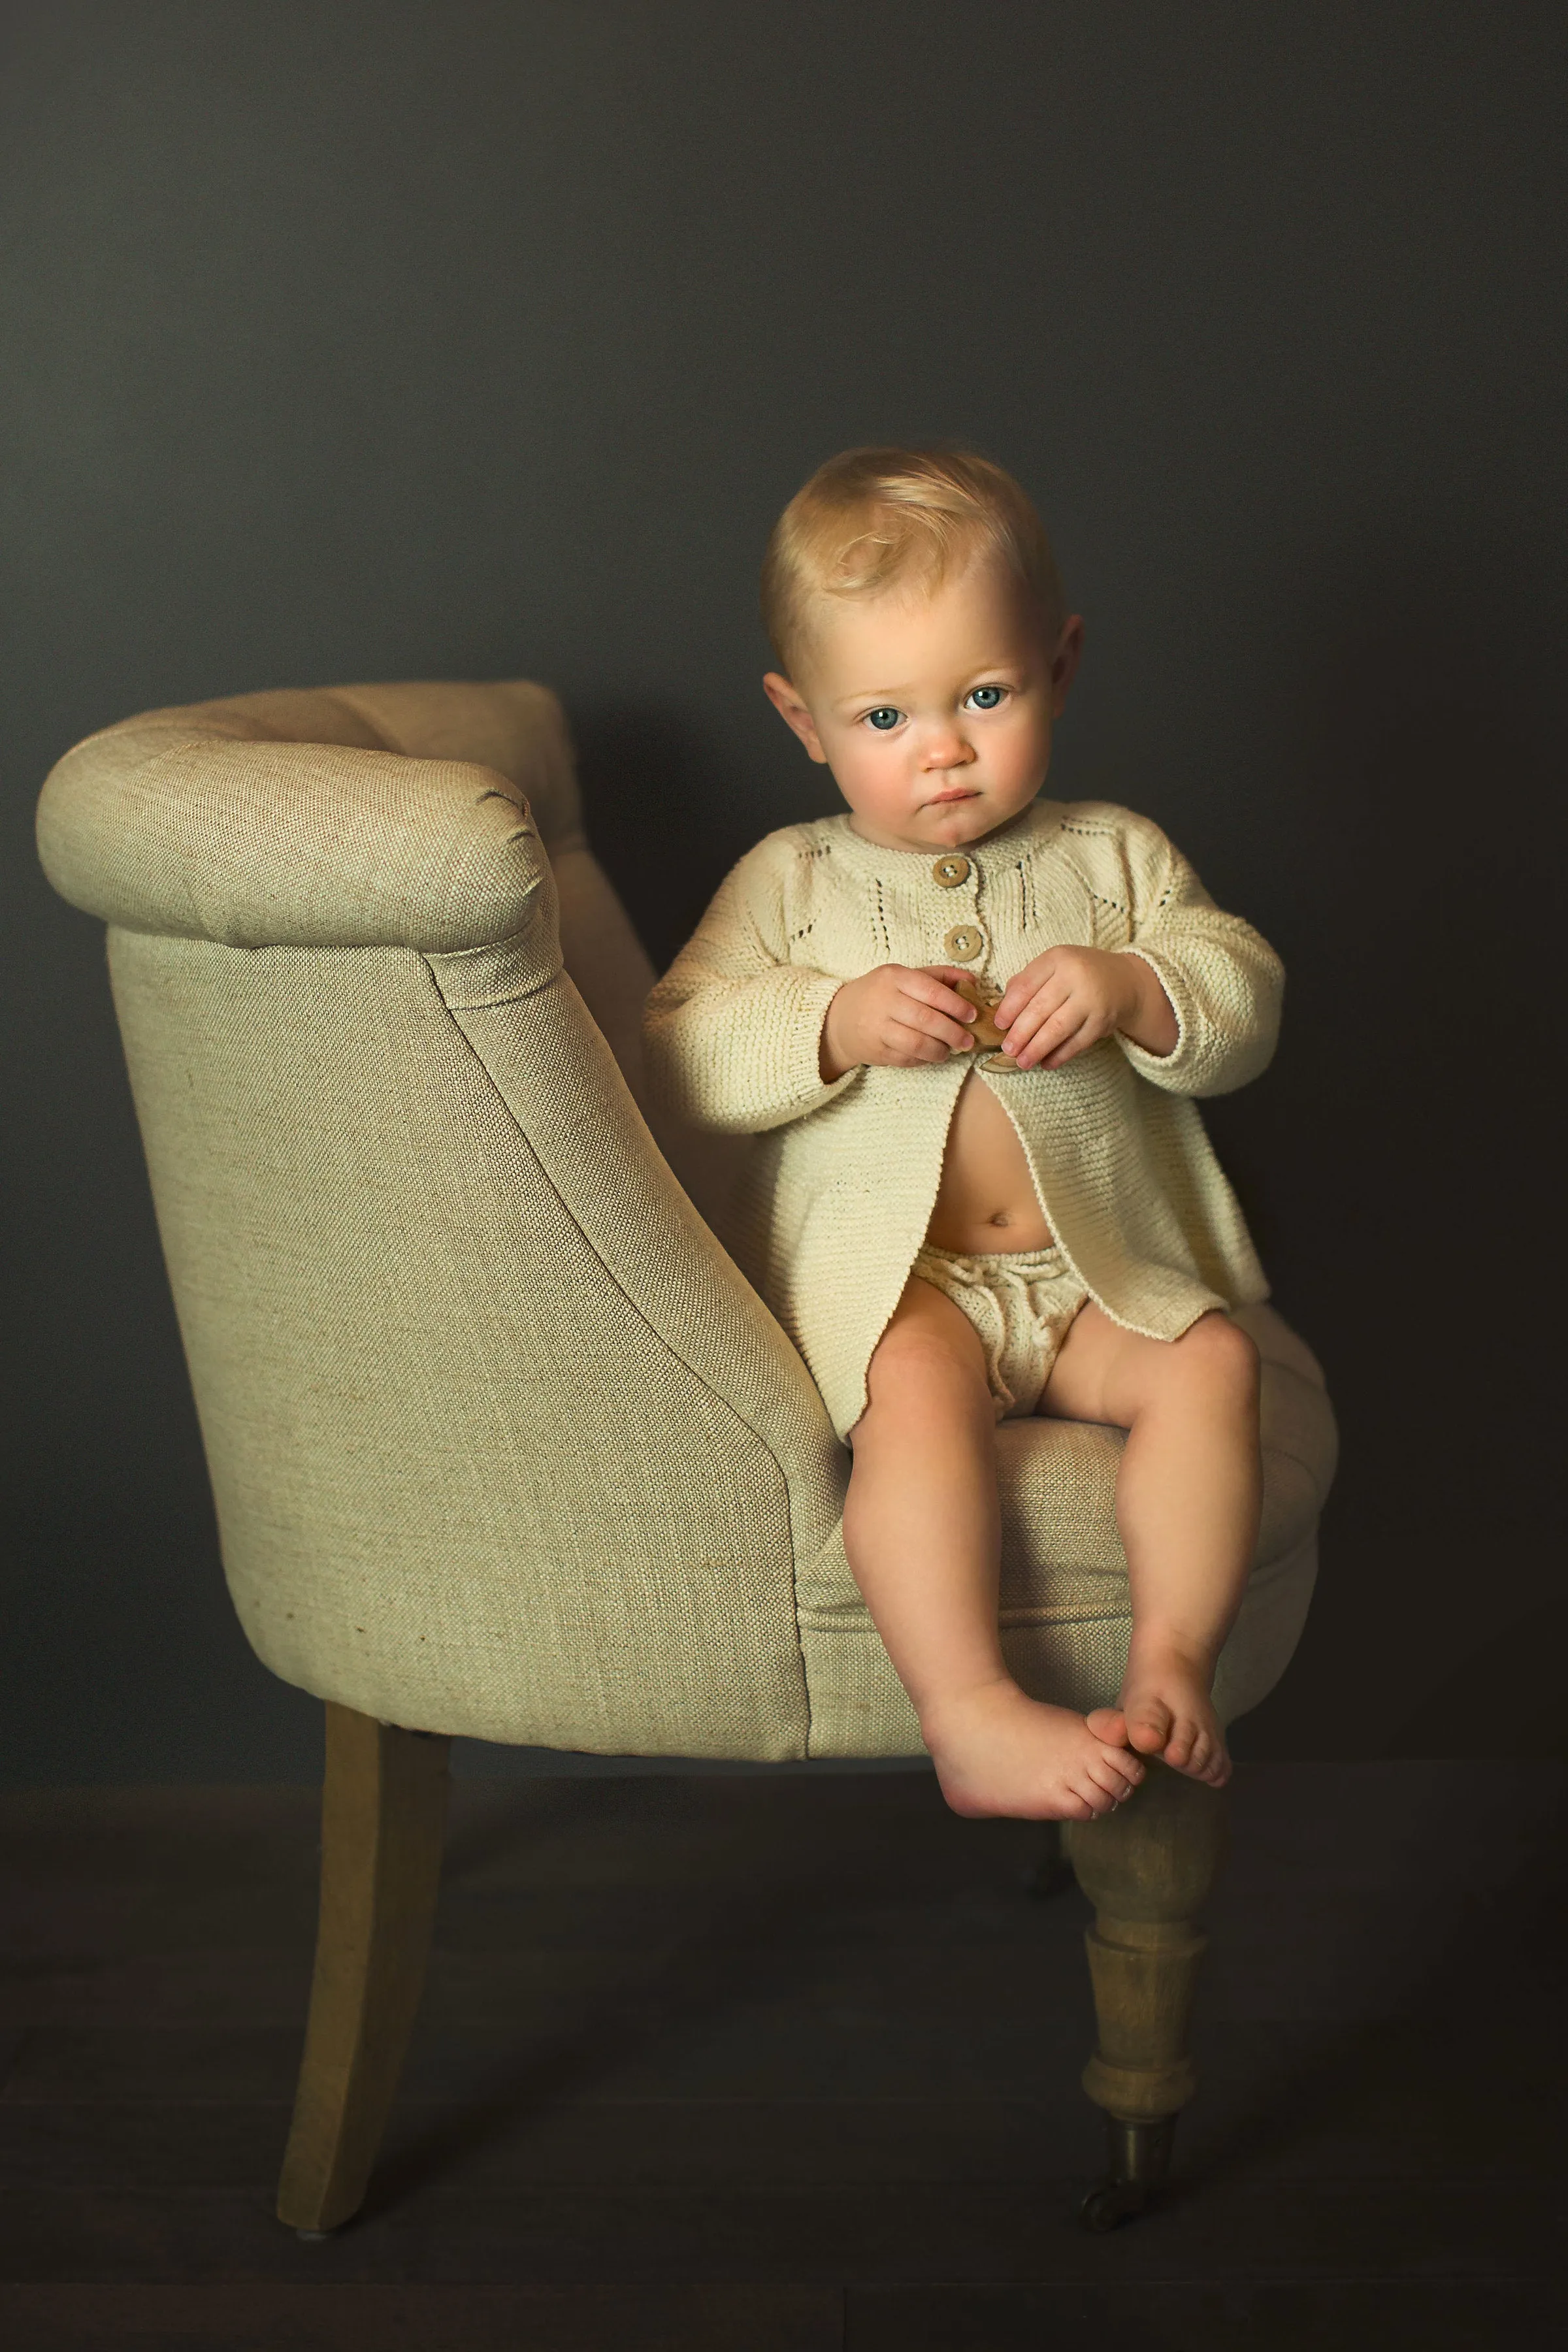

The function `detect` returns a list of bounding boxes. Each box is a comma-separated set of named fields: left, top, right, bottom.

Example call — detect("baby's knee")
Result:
left=864, top=1305, right=988, bottom=1414
left=1169, top=1312, right=1260, bottom=1401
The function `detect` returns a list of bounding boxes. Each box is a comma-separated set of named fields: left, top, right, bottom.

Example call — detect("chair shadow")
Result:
left=363, top=1768, right=971, bottom=2217
left=355, top=1754, right=1568, bottom=2227
left=1160, top=1763, right=1568, bottom=2213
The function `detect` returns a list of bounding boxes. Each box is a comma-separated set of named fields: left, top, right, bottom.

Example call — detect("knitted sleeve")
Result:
left=643, top=838, right=858, bottom=1134
left=1113, top=815, right=1284, bottom=1098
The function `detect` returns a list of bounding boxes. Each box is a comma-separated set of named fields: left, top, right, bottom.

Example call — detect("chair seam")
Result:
left=420, top=956, right=819, bottom=1750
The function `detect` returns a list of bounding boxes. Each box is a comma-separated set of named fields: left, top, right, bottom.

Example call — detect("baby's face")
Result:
left=764, top=553, right=1081, bottom=854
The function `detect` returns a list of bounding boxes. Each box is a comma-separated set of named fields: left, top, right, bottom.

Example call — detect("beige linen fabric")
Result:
left=644, top=801, right=1282, bottom=1439
left=105, top=926, right=837, bottom=1754
left=37, top=681, right=581, bottom=949
left=35, top=678, right=734, bottom=1224
left=37, top=681, right=1333, bottom=1756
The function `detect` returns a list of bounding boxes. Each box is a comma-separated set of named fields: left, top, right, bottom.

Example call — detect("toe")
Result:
left=1094, top=1746, right=1141, bottom=1797
left=1126, top=1703, right=1171, bottom=1756
left=1076, top=1778, right=1118, bottom=1816
left=1086, top=1707, right=1128, bottom=1744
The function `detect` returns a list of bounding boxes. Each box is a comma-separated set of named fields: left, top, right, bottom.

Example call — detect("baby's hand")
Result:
left=821, top=965, right=977, bottom=1081
left=994, top=947, right=1173, bottom=1070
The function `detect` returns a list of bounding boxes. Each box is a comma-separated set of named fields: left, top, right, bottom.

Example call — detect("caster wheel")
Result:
left=1079, top=2178, right=1149, bottom=2232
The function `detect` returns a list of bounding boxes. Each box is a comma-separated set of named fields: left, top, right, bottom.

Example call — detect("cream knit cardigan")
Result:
left=644, top=795, right=1283, bottom=1441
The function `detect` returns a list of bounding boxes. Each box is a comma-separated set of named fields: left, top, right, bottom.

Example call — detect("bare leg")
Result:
left=844, top=1278, right=1143, bottom=1821
left=1041, top=1307, right=1261, bottom=1786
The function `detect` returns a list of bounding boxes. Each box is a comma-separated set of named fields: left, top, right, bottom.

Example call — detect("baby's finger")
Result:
left=996, top=956, right=1056, bottom=1026
left=1015, top=1002, right=1090, bottom=1070
left=1036, top=1016, right=1100, bottom=1070
left=907, top=970, right=980, bottom=1024
left=904, top=1001, right=977, bottom=1053
left=887, top=1020, right=956, bottom=1064
left=1000, top=983, right=1071, bottom=1058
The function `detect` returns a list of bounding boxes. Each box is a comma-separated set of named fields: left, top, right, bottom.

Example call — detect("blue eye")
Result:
left=865, top=707, right=901, bottom=731
left=968, top=685, right=1005, bottom=710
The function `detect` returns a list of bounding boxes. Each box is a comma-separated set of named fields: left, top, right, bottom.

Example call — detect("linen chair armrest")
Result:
left=37, top=722, right=552, bottom=956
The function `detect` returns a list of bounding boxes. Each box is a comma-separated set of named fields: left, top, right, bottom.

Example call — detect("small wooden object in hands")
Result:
left=953, top=973, right=1007, bottom=1051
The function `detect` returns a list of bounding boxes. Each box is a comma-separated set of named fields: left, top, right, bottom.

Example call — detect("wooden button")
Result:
left=932, top=853, right=971, bottom=889
left=944, top=924, right=985, bottom=962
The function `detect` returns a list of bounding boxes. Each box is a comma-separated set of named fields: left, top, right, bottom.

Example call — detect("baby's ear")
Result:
left=1050, top=615, right=1086, bottom=711
left=762, top=672, right=828, bottom=763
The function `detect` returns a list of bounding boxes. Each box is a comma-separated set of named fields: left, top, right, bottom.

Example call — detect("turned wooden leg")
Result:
left=1063, top=1757, right=1228, bottom=2230
left=276, top=1702, right=451, bottom=2235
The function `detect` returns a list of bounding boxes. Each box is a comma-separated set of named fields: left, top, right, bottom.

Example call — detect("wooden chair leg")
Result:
left=276, top=1702, right=450, bottom=2235
left=1063, top=1757, right=1228, bottom=2229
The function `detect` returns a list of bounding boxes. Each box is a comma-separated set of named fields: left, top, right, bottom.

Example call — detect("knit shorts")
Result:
left=911, top=1241, right=1090, bottom=1421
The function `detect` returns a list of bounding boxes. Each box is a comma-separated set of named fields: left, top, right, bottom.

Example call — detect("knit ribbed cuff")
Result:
left=767, top=969, right=863, bottom=1124
left=1115, top=947, right=1199, bottom=1092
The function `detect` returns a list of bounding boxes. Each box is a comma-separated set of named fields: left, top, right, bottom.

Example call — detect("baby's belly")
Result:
left=923, top=1071, right=1054, bottom=1255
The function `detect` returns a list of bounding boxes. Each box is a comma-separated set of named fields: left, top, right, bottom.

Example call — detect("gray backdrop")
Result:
left=4, top=1, right=1563, bottom=1780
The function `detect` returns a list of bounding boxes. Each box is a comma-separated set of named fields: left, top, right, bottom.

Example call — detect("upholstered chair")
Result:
left=36, top=680, right=1337, bottom=2234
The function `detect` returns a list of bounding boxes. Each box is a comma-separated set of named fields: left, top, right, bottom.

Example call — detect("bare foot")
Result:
left=1119, top=1635, right=1230, bottom=1786
left=922, top=1680, right=1145, bottom=1820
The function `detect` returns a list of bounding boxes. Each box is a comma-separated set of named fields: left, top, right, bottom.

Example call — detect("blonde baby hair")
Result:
left=761, top=444, right=1068, bottom=680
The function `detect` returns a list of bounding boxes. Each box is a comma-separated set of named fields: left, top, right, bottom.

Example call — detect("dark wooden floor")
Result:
left=1, top=1759, right=1563, bottom=2350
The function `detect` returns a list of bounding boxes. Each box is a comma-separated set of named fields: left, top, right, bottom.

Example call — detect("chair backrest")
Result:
left=36, top=678, right=655, bottom=1064
left=37, top=681, right=844, bottom=1758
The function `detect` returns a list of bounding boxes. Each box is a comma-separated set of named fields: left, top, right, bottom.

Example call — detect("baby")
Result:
left=645, top=448, right=1282, bottom=1822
